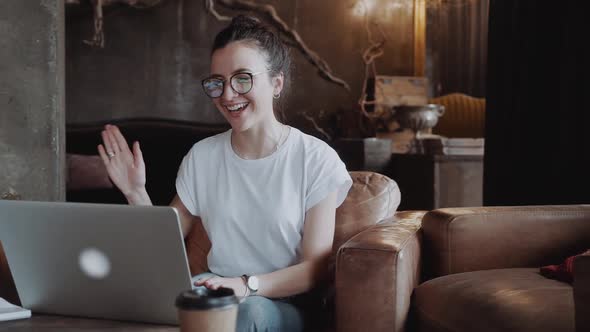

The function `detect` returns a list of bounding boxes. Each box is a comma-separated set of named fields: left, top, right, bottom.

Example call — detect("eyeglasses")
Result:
left=201, top=71, right=268, bottom=98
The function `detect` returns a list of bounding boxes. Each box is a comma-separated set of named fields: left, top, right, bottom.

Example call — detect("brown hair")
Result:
left=212, top=15, right=292, bottom=118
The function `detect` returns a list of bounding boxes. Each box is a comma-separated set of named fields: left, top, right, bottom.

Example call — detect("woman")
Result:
left=98, top=15, right=352, bottom=331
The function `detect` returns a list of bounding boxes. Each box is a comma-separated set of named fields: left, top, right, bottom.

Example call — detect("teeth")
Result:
left=226, top=103, right=248, bottom=112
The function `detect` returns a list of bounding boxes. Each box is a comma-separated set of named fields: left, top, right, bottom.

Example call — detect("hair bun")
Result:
left=230, top=15, right=261, bottom=28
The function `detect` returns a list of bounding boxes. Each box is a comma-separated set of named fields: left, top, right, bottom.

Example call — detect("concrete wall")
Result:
left=65, top=0, right=417, bottom=135
left=0, top=0, right=65, bottom=201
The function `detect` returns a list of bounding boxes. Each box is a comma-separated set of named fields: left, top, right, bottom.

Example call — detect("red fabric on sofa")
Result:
left=541, top=249, right=590, bottom=283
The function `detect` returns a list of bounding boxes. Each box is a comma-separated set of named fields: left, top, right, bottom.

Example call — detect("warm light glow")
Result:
left=386, top=2, right=406, bottom=11
left=352, top=0, right=376, bottom=17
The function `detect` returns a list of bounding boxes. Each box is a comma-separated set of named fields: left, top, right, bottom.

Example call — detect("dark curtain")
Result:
left=484, top=0, right=590, bottom=205
left=426, top=0, right=489, bottom=97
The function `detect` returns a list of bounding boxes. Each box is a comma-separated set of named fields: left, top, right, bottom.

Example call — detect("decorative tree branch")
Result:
left=75, top=0, right=164, bottom=48
left=207, top=0, right=351, bottom=93
left=205, top=0, right=231, bottom=21
left=357, top=0, right=387, bottom=119
left=301, top=111, right=332, bottom=141
left=83, top=0, right=104, bottom=48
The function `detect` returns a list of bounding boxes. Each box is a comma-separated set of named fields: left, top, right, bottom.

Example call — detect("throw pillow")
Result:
left=540, top=249, right=590, bottom=283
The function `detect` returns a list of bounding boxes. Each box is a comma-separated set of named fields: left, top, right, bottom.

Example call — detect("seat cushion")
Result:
left=413, top=268, right=574, bottom=332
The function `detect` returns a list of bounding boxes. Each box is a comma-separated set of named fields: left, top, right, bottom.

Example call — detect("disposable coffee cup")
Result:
left=175, top=287, right=239, bottom=332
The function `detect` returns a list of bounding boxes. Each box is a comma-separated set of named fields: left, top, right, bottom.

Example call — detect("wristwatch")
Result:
left=242, top=275, right=259, bottom=296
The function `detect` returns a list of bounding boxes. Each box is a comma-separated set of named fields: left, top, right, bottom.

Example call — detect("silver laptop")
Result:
left=0, top=200, right=193, bottom=325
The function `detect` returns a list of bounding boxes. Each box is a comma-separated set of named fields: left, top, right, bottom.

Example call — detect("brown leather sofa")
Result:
left=337, top=205, right=590, bottom=332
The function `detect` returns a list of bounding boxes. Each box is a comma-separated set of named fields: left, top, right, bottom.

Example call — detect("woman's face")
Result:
left=209, top=41, right=283, bottom=132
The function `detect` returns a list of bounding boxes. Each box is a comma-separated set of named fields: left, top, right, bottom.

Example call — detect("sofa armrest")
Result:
left=422, top=205, right=590, bottom=279
left=575, top=252, right=590, bottom=332
left=335, top=211, right=425, bottom=332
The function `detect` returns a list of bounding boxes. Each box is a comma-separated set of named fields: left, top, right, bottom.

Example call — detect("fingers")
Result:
left=101, top=125, right=134, bottom=161
left=194, top=276, right=223, bottom=290
left=101, top=129, right=117, bottom=156
left=110, top=125, right=131, bottom=154
left=104, top=127, right=121, bottom=153
left=97, top=144, right=110, bottom=164
left=194, top=276, right=214, bottom=287
left=205, top=278, right=222, bottom=290
left=132, top=141, right=144, bottom=168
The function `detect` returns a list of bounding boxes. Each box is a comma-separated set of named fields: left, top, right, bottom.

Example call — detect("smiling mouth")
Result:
left=225, top=102, right=249, bottom=113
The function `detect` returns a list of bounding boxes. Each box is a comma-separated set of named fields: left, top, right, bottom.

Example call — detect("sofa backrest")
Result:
left=421, top=205, right=590, bottom=280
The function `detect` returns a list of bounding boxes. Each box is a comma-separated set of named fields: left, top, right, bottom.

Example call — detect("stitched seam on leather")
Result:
left=447, top=217, right=452, bottom=276
left=386, top=183, right=392, bottom=219
left=339, top=228, right=420, bottom=254
left=448, top=210, right=590, bottom=219
left=392, top=248, right=399, bottom=330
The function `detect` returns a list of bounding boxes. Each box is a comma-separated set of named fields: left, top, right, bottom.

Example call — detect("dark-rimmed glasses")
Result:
left=201, top=71, right=268, bottom=98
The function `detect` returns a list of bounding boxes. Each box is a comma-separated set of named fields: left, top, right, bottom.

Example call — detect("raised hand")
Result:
left=97, top=124, right=147, bottom=200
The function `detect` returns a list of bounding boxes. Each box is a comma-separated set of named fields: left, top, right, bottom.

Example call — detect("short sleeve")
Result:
left=305, top=145, right=353, bottom=211
left=175, top=147, right=199, bottom=216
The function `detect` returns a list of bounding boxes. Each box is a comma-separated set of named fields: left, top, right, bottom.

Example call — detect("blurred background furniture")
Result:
left=430, top=93, right=485, bottom=138
left=384, top=153, right=483, bottom=210
left=337, top=205, right=589, bottom=332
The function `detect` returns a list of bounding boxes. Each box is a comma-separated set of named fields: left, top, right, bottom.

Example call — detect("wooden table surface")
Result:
left=0, top=314, right=177, bottom=331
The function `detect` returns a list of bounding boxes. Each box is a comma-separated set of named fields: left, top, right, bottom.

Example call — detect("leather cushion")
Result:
left=421, top=206, right=590, bottom=279
left=333, top=171, right=400, bottom=252
left=413, top=268, right=574, bottom=332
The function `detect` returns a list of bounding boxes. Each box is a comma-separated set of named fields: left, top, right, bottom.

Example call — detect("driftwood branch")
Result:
left=301, top=111, right=333, bottom=141
left=83, top=0, right=104, bottom=48
left=208, top=0, right=351, bottom=92
left=205, top=0, right=231, bottom=21
left=357, top=0, right=387, bottom=118
left=76, top=0, right=163, bottom=48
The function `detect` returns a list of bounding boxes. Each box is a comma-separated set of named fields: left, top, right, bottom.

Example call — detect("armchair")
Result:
left=341, top=205, right=590, bottom=332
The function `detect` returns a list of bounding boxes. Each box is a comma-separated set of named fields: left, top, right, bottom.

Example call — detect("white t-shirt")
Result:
left=175, top=127, right=352, bottom=277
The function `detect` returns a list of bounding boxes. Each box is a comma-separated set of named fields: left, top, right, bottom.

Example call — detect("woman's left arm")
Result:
left=196, top=190, right=338, bottom=298
left=256, top=190, right=337, bottom=298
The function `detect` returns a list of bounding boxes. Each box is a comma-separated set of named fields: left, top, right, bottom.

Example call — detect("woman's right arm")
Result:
left=169, top=195, right=200, bottom=239
left=98, top=124, right=198, bottom=238
left=98, top=124, right=152, bottom=205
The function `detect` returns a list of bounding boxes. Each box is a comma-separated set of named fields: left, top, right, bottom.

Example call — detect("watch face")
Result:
left=248, top=276, right=259, bottom=291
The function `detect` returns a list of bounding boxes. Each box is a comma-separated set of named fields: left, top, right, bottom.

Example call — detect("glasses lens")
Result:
left=202, top=79, right=224, bottom=98
left=231, top=73, right=253, bottom=94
